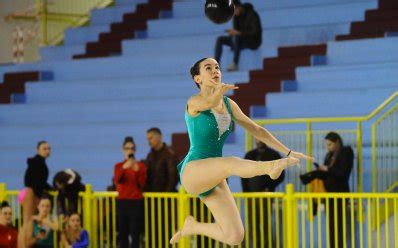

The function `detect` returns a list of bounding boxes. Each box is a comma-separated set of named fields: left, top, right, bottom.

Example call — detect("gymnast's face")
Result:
left=0, top=206, right=12, bottom=225
left=194, top=58, right=222, bottom=89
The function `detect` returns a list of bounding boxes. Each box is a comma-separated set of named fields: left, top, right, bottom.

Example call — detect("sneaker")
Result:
left=227, top=62, right=238, bottom=72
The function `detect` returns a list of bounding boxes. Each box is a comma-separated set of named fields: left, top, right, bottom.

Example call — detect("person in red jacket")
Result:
left=0, top=201, right=18, bottom=247
left=114, top=136, right=147, bottom=248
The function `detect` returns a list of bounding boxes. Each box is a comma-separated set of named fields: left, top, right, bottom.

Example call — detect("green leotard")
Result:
left=32, top=219, right=54, bottom=247
left=177, top=96, right=234, bottom=198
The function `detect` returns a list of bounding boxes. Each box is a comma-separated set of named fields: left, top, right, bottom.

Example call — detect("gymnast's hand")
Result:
left=216, top=83, right=239, bottom=94
left=289, top=151, right=314, bottom=162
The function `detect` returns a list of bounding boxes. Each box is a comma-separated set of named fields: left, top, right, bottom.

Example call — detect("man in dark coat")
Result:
left=215, top=0, right=262, bottom=71
left=241, top=139, right=284, bottom=247
left=144, top=127, right=178, bottom=248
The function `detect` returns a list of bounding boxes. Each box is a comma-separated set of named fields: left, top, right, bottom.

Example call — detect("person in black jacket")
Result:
left=241, top=140, right=284, bottom=192
left=319, top=134, right=354, bottom=193
left=320, top=132, right=353, bottom=248
left=241, top=139, right=284, bottom=247
left=300, top=132, right=354, bottom=248
left=23, top=141, right=53, bottom=220
left=19, top=141, right=53, bottom=247
left=53, top=169, right=86, bottom=215
left=214, top=0, right=262, bottom=71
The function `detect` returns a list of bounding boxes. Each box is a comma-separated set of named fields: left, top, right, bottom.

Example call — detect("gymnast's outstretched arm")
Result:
left=228, top=98, right=313, bottom=161
left=188, top=83, right=238, bottom=115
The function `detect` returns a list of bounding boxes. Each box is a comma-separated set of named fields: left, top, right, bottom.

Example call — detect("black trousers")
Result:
left=328, top=198, right=346, bottom=248
left=215, top=35, right=256, bottom=65
left=246, top=198, right=279, bottom=248
left=146, top=198, right=177, bottom=248
left=117, top=199, right=144, bottom=248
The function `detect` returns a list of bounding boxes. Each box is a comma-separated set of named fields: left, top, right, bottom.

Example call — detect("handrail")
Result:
left=252, top=92, right=397, bottom=126
left=365, top=92, right=398, bottom=121
left=1, top=183, right=398, bottom=248
left=385, top=181, right=398, bottom=193
left=75, top=187, right=398, bottom=198
left=246, top=92, right=398, bottom=193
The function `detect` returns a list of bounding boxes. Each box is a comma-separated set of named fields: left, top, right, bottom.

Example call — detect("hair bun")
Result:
left=124, top=136, right=134, bottom=143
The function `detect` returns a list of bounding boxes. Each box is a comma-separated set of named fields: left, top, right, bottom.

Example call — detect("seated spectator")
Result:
left=114, top=136, right=147, bottom=248
left=61, top=213, right=89, bottom=248
left=53, top=169, right=85, bottom=215
left=300, top=132, right=354, bottom=192
left=0, top=201, right=18, bottom=247
left=300, top=132, right=353, bottom=248
left=25, top=195, right=58, bottom=248
left=214, top=0, right=262, bottom=71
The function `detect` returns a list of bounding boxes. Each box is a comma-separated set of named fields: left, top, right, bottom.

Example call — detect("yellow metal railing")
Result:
left=143, top=192, right=179, bottom=248
left=1, top=183, right=398, bottom=248
left=89, top=190, right=118, bottom=248
left=294, top=189, right=398, bottom=248
left=246, top=92, right=398, bottom=193
left=372, top=103, right=398, bottom=192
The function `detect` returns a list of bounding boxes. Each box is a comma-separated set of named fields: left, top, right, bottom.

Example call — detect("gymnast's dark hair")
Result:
left=325, top=132, right=344, bottom=147
left=1, top=201, right=10, bottom=210
left=190, top=57, right=209, bottom=89
left=37, top=140, right=48, bottom=149
left=123, top=136, right=135, bottom=147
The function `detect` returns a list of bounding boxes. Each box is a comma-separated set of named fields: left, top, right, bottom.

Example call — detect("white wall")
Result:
left=0, top=0, right=40, bottom=65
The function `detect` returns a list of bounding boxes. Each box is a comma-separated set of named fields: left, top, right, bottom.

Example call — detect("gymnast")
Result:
left=170, top=57, right=312, bottom=245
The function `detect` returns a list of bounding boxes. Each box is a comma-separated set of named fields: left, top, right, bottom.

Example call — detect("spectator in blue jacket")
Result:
left=61, top=213, right=89, bottom=248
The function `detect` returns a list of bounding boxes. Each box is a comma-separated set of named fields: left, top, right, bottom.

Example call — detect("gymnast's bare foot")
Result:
left=268, top=157, right=299, bottom=180
left=170, top=215, right=196, bottom=244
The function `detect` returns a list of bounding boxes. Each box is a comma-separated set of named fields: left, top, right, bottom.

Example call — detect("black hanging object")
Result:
left=205, top=0, right=235, bottom=24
